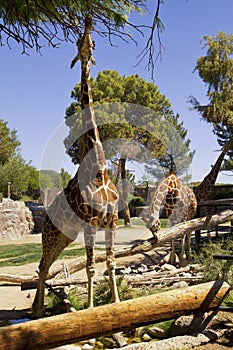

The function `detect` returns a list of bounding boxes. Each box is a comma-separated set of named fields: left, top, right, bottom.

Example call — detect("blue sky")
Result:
left=1, top=0, right=233, bottom=183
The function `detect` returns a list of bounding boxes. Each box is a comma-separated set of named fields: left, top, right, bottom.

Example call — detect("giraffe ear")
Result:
left=70, top=54, right=80, bottom=69
left=91, top=56, right=96, bottom=67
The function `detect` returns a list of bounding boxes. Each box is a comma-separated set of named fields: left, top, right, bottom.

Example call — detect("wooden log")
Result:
left=48, top=209, right=233, bottom=279
left=21, top=277, right=87, bottom=290
left=130, top=276, right=203, bottom=286
left=213, top=254, right=233, bottom=260
left=0, top=274, right=36, bottom=284
left=0, top=280, right=230, bottom=350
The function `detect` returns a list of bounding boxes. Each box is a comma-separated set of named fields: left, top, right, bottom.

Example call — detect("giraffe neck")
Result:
left=196, top=139, right=232, bottom=191
left=150, top=172, right=175, bottom=219
left=80, top=42, right=106, bottom=172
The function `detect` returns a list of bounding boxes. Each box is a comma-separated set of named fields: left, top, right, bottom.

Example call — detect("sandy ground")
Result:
left=1, top=226, right=233, bottom=349
left=0, top=225, right=155, bottom=313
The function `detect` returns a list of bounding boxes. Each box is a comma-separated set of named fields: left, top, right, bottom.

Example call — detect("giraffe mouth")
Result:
left=151, top=231, right=159, bottom=243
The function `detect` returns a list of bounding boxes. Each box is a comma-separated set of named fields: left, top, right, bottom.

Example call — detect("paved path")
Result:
left=74, top=224, right=152, bottom=248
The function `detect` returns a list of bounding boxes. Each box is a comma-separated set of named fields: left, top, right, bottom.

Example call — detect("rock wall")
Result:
left=25, top=201, right=46, bottom=233
left=0, top=199, right=34, bottom=240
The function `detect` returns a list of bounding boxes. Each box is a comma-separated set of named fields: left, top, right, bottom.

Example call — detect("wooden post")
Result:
left=0, top=280, right=230, bottom=350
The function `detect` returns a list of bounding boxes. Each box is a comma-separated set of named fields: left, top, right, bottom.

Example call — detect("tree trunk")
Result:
left=120, top=158, right=131, bottom=226
left=0, top=280, right=230, bottom=350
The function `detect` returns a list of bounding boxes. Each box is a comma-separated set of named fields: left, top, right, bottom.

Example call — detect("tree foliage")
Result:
left=0, top=152, right=30, bottom=198
left=65, top=70, right=193, bottom=179
left=60, top=167, right=71, bottom=188
left=0, top=119, right=20, bottom=166
left=189, top=31, right=233, bottom=170
left=65, top=70, right=172, bottom=165
left=0, top=0, right=163, bottom=75
left=39, top=168, right=71, bottom=190
left=145, top=113, right=195, bottom=182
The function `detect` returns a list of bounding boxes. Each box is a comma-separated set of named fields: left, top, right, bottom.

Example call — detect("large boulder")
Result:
left=0, top=199, right=34, bottom=240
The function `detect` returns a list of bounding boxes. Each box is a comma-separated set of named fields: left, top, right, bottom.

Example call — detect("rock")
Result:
left=137, top=264, right=148, bottom=273
left=160, top=263, right=177, bottom=272
left=0, top=199, right=34, bottom=240
left=87, top=338, right=96, bottom=346
left=147, top=326, right=166, bottom=339
left=170, top=281, right=189, bottom=289
left=82, top=344, right=93, bottom=350
left=124, top=266, right=132, bottom=274
left=134, top=327, right=145, bottom=338
left=141, top=333, right=151, bottom=342
left=170, top=314, right=209, bottom=336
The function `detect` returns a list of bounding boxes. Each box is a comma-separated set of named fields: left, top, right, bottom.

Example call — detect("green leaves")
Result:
left=192, top=32, right=233, bottom=127
left=64, top=70, right=172, bottom=165
left=0, top=119, right=20, bottom=166
left=0, top=0, right=148, bottom=51
left=190, top=31, right=233, bottom=172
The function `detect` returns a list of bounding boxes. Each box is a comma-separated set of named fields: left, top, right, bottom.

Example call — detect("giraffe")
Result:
left=194, top=136, right=233, bottom=208
left=193, top=136, right=233, bottom=244
left=32, top=15, right=120, bottom=318
left=143, top=171, right=197, bottom=265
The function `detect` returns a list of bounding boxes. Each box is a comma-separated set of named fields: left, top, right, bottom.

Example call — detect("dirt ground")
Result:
left=1, top=229, right=233, bottom=349
left=0, top=227, right=156, bottom=313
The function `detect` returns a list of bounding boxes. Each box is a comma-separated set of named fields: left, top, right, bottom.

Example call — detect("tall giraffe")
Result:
left=32, top=15, right=120, bottom=318
left=144, top=171, right=197, bottom=265
left=193, top=137, right=233, bottom=244
left=194, top=137, right=233, bottom=208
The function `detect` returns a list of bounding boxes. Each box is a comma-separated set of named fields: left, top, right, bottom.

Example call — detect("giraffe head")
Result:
left=77, top=33, right=96, bottom=67
left=70, top=15, right=96, bottom=69
left=142, top=215, right=160, bottom=242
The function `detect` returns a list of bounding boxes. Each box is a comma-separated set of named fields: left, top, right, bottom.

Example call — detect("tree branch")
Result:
left=135, top=0, right=164, bottom=80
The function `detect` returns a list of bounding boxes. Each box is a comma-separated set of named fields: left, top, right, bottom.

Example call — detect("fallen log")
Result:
left=0, top=280, right=230, bottom=350
left=21, top=277, right=87, bottom=290
left=130, top=275, right=203, bottom=286
left=48, top=209, right=233, bottom=279
left=0, top=274, right=36, bottom=284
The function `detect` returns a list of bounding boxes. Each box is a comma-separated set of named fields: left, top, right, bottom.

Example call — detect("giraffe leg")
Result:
left=32, top=259, right=48, bottom=318
left=187, top=233, right=192, bottom=262
left=170, top=238, right=176, bottom=265
left=105, top=228, right=128, bottom=346
left=180, top=234, right=186, bottom=261
left=105, top=227, right=120, bottom=303
left=84, top=227, right=96, bottom=308
left=32, top=230, right=72, bottom=318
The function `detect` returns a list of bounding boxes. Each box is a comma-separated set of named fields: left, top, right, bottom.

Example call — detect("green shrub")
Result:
left=94, top=275, right=136, bottom=306
left=45, top=275, right=137, bottom=315
left=129, top=196, right=146, bottom=207
left=194, top=237, right=233, bottom=285
left=19, top=195, right=32, bottom=202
